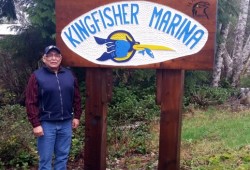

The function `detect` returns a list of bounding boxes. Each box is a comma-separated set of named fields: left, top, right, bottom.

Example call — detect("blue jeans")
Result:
left=37, top=120, right=72, bottom=170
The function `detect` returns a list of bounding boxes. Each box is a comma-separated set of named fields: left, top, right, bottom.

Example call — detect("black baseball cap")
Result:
left=44, top=45, right=61, bottom=54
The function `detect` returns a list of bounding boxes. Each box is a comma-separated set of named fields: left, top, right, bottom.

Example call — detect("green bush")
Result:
left=187, top=86, right=235, bottom=108
left=0, top=104, right=38, bottom=168
left=0, top=104, right=85, bottom=168
left=108, top=86, right=159, bottom=125
left=184, top=71, right=212, bottom=96
left=0, top=90, right=17, bottom=106
left=240, top=75, right=250, bottom=87
left=183, top=71, right=238, bottom=108
left=69, top=115, right=85, bottom=162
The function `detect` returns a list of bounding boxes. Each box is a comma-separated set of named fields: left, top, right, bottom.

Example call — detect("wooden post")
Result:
left=156, top=69, right=184, bottom=170
left=84, top=68, right=113, bottom=170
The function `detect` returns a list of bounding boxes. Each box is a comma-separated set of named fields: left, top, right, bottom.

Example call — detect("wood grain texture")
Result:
left=84, top=68, right=112, bottom=170
left=157, top=69, right=184, bottom=170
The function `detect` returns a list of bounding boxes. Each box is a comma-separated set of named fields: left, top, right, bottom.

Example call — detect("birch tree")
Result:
left=231, top=0, right=250, bottom=87
left=212, top=23, right=230, bottom=87
left=212, top=0, right=237, bottom=87
left=212, top=0, right=250, bottom=87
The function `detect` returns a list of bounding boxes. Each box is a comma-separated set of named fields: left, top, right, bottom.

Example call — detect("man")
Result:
left=25, top=45, right=82, bottom=170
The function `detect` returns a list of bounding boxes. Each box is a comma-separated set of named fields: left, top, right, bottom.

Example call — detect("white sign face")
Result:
left=61, top=1, right=208, bottom=66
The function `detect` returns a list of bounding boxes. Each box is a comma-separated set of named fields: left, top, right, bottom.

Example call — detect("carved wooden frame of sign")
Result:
left=56, top=0, right=216, bottom=69
left=56, top=0, right=217, bottom=169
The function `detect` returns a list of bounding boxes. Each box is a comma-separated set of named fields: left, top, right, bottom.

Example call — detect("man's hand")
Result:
left=33, top=126, right=44, bottom=137
left=72, top=118, right=80, bottom=129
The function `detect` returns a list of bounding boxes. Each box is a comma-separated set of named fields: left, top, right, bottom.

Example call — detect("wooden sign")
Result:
left=56, top=0, right=216, bottom=69
left=56, top=1, right=217, bottom=170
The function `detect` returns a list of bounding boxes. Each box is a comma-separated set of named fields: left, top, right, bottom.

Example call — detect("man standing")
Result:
left=25, top=45, right=82, bottom=170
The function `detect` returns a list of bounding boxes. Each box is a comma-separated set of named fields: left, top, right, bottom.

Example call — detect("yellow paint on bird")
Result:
left=133, top=44, right=174, bottom=51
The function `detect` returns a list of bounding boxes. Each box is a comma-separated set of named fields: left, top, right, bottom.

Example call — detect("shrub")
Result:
left=0, top=104, right=85, bottom=168
left=240, top=75, right=250, bottom=87
left=108, top=86, right=159, bottom=125
left=187, top=86, right=235, bottom=108
left=184, top=71, right=212, bottom=96
left=69, top=115, right=85, bottom=162
left=0, top=104, right=38, bottom=168
left=0, top=90, right=17, bottom=106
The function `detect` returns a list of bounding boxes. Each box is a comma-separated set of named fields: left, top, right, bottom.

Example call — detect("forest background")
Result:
left=1, top=0, right=250, bottom=169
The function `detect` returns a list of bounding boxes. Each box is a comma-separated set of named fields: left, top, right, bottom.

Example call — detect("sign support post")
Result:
left=84, top=68, right=113, bottom=170
left=156, top=69, right=184, bottom=170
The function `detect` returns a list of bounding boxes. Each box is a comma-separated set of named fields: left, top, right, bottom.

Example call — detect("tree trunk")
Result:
left=241, top=55, right=250, bottom=76
left=241, top=34, right=250, bottom=76
left=231, top=0, right=250, bottom=87
left=13, top=0, right=30, bottom=26
left=212, top=23, right=230, bottom=87
left=223, top=49, right=233, bottom=79
left=242, top=34, right=250, bottom=62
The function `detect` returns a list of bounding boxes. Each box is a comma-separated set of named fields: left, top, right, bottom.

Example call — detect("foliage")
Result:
left=0, top=90, right=17, bottom=106
left=0, top=0, right=17, bottom=23
left=187, top=86, right=235, bottom=108
left=216, top=0, right=239, bottom=48
left=0, top=0, right=56, bottom=105
left=240, top=75, right=250, bottom=87
left=219, top=77, right=233, bottom=88
left=184, top=71, right=212, bottom=93
left=108, top=86, right=159, bottom=126
left=69, top=115, right=85, bottom=162
left=0, top=104, right=38, bottom=168
left=184, top=71, right=210, bottom=107
left=0, top=28, right=52, bottom=105
left=112, top=69, right=156, bottom=100
left=107, top=73, right=160, bottom=168
left=0, top=104, right=85, bottom=169
left=26, top=0, right=56, bottom=39
left=218, top=0, right=239, bottom=24
left=107, top=121, right=158, bottom=166
left=108, top=69, right=158, bottom=126
left=183, top=71, right=236, bottom=108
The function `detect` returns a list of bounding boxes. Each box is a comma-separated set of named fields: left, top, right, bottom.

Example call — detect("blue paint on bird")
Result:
left=94, top=35, right=138, bottom=61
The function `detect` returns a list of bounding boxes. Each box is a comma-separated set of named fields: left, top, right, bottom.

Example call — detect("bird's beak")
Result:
left=133, top=44, right=174, bottom=51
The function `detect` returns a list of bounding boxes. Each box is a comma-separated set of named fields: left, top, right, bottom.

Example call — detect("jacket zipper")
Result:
left=55, top=73, right=64, bottom=119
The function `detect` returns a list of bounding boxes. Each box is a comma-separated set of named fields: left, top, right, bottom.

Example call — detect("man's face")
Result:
left=42, top=50, right=62, bottom=71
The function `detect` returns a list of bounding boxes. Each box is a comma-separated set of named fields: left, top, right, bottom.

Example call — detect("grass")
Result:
left=182, top=107, right=250, bottom=148
left=107, top=107, right=250, bottom=169
left=181, top=107, right=250, bottom=170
